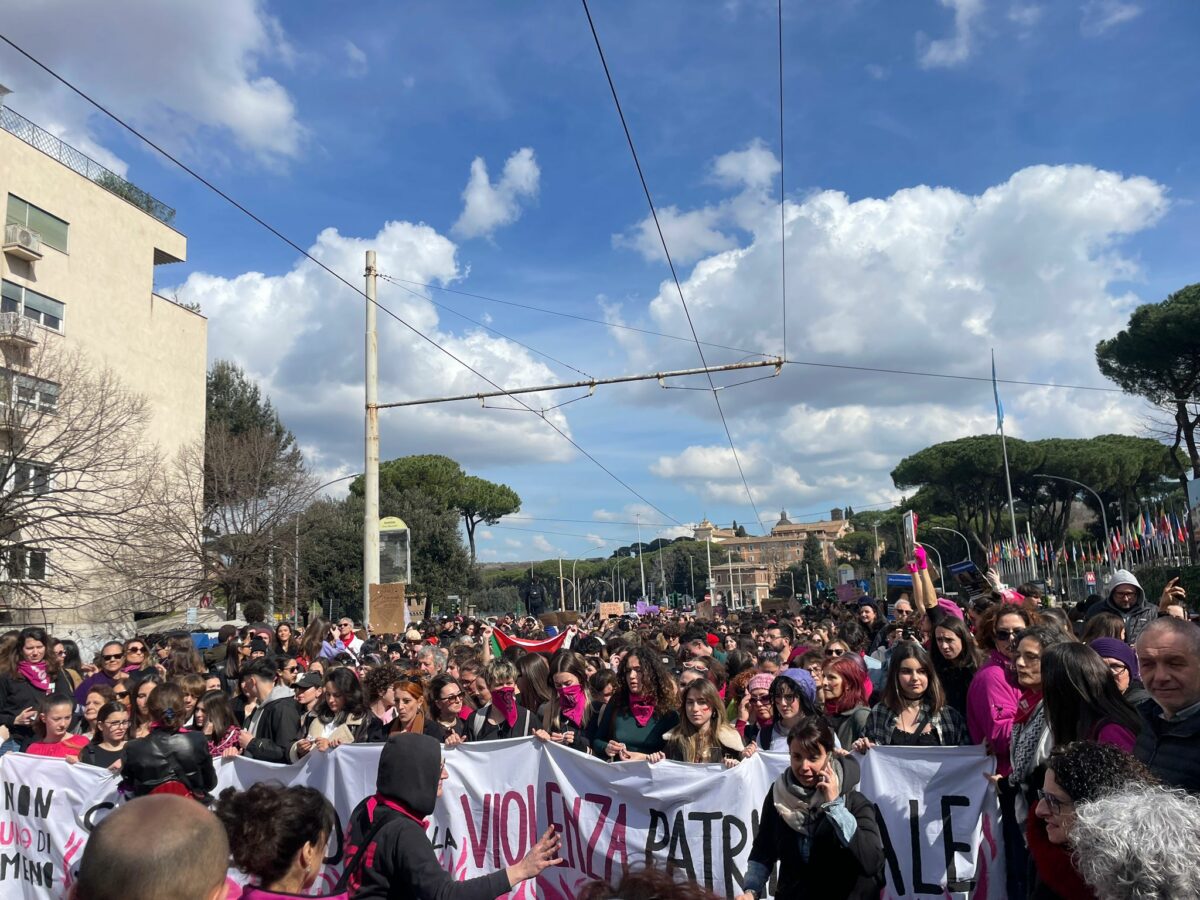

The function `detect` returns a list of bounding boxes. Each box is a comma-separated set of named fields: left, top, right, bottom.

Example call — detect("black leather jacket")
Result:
left=122, top=730, right=217, bottom=799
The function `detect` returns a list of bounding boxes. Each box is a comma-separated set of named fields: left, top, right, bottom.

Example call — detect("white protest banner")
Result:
left=858, top=745, right=1004, bottom=900
left=1, top=740, right=1002, bottom=900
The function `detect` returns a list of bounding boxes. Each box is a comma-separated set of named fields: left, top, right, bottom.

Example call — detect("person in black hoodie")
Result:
left=736, top=716, right=884, bottom=900
left=238, top=658, right=302, bottom=762
left=344, top=733, right=561, bottom=899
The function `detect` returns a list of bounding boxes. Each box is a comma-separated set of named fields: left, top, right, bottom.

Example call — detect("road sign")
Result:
left=815, top=580, right=826, bottom=591
left=858, top=579, right=870, bottom=593
left=1085, top=571, right=1096, bottom=586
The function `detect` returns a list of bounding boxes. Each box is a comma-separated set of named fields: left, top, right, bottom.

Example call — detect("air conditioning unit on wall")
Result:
left=3, top=223, right=43, bottom=261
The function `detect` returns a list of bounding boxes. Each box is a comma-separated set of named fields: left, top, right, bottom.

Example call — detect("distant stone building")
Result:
left=697, top=509, right=852, bottom=608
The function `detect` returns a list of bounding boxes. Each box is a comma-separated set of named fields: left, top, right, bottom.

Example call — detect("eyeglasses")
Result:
left=283, top=665, right=299, bottom=673
left=1036, top=788, right=1073, bottom=816
left=825, top=648, right=846, bottom=657
left=1106, top=661, right=1129, bottom=675
left=994, top=629, right=1021, bottom=641
left=339, top=622, right=354, bottom=629
left=126, top=646, right=146, bottom=654
left=113, top=690, right=130, bottom=699
left=440, top=692, right=464, bottom=704
left=749, top=694, right=772, bottom=704
left=774, top=692, right=799, bottom=705
left=55, top=649, right=66, bottom=657
left=102, top=653, right=124, bottom=661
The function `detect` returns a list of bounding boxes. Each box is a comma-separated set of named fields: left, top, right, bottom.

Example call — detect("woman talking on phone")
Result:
left=736, top=716, right=884, bottom=900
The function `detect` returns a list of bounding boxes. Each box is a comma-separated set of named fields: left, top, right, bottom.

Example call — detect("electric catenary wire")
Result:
left=0, top=32, right=684, bottom=528
left=379, top=275, right=773, bottom=359
left=377, top=273, right=593, bottom=380
left=580, top=0, right=767, bottom=533
left=777, top=0, right=788, bottom=361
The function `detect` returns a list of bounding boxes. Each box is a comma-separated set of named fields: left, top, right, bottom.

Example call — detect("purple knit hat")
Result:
left=779, top=668, right=817, bottom=703
left=1090, top=637, right=1138, bottom=679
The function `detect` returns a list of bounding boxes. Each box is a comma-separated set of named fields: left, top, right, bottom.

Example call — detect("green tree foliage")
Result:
left=801, top=533, right=832, bottom=586
left=835, top=531, right=877, bottom=562
left=352, top=455, right=520, bottom=562
left=891, top=434, right=1179, bottom=562
left=1097, top=283, right=1200, bottom=480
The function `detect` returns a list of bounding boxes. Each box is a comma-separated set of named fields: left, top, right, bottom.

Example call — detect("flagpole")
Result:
left=993, top=350, right=1023, bottom=583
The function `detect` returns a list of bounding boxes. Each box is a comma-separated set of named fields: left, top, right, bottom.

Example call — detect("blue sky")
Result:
left=2, top=0, right=1198, bottom=562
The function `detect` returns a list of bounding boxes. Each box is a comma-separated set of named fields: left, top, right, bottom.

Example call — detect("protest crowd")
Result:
left=2, top=546, right=1200, bottom=900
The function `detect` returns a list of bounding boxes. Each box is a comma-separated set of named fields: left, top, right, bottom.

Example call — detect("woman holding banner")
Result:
left=854, top=643, right=970, bottom=749
left=465, top=659, right=537, bottom=740
left=534, top=650, right=593, bottom=753
left=743, top=669, right=819, bottom=751
left=820, top=656, right=871, bottom=748
left=737, top=716, right=885, bottom=900
left=657, top=678, right=749, bottom=764
left=591, top=647, right=678, bottom=760
left=0, top=626, right=74, bottom=753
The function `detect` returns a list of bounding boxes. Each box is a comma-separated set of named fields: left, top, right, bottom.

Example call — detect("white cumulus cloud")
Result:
left=621, top=155, right=1167, bottom=514
left=452, top=148, right=541, bottom=239
left=0, top=0, right=304, bottom=167
left=169, top=219, right=577, bottom=478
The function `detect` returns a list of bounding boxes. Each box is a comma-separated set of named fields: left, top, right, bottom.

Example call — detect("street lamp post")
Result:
left=688, top=555, right=695, bottom=603
left=1033, top=474, right=1114, bottom=573
left=931, top=526, right=973, bottom=563
left=788, top=570, right=795, bottom=598
left=917, top=541, right=945, bottom=592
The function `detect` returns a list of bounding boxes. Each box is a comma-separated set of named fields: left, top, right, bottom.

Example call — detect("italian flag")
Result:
left=490, top=628, right=570, bottom=657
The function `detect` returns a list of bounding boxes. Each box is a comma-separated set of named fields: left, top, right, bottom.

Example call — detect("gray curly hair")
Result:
left=1071, top=783, right=1200, bottom=899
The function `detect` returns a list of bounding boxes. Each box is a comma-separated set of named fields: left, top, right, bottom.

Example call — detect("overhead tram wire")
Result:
left=0, top=32, right=684, bottom=529
left=377, top=272, right=593, bottom=379
left=379, top=275, right=773, bottom=359
left=781, top=360, right=1128, bottom=394
left=777, top=0, right=788, bottom=362
left=580, top=0, right=767, bottom=533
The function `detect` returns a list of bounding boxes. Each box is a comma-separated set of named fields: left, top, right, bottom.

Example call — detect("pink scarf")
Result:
left=629, top=693, right=656, bottom=727
left=557, top=684, right=586, bottom=728
left=17, top=660, right=50, bottom=692
left=491, top=686, right=519, bottom=728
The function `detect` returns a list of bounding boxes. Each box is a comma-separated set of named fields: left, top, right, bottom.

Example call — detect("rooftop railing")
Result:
left=0, top=106, right=176, bottom=226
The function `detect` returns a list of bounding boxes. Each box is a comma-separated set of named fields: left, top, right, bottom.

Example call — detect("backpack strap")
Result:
left=333, top=807, right=392, bottom=893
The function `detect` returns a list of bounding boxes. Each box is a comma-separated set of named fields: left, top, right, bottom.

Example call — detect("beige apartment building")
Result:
left=698, top=509, right=853, bottom=607
left=0, top=92, right=206, bottom=627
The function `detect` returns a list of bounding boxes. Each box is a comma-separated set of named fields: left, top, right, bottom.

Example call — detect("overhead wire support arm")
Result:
left=374, top=358, right=783, bottom=409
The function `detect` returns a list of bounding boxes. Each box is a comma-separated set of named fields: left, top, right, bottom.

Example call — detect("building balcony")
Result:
left=0, top=311, right=38, bottom=348
left=1, top=106, right=176, bottom=226
left=2, top=223, right=42, bottom=261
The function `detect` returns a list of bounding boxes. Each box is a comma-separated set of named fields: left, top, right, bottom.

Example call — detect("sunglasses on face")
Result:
left=102, top=653, right=124, bottom=661
left=113, top=690, right=130, bottom=699
left=127, top=646, right=146, bottom=654
left=283, top=665, right=299, bottom=673
left=440, top=692, right=464, bottom=703
left=994, top=629, right=1021, bottom=641
left=825, top=648, right=846, bottom=657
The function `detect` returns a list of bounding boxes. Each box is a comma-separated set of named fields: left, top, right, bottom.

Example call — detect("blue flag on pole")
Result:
left=991, top=351, right=1004, bottom=432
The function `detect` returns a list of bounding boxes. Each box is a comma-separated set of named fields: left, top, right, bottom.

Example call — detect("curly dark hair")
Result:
left=976, top=603, right=1038, bottom=652
left=215, top=782, right=334, bottom=885
left=614, top=647, right=676, bottom=716
left=1046, top=740, right=1156, bottom=803
left=363, top=663, right=401, bottom=704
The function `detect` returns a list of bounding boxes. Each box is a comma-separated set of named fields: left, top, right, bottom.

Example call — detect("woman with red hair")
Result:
left=821, top=655, right=871, bottom=748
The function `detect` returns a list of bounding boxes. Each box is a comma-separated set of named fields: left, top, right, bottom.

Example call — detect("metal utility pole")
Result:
left=705, top=534, right=713, bottom=599
left=1034, top=474, right=1114, bottom=574
left=932, top=525, right=972, bottom=563
left=871, top=522, right=881, bottom=599
left=636, top=514, right=647, bottom=601
left=558, top=556, right=566, bottom=612
left=805, top=563, right=812, bottom=604
left=363, top=250, right=380, bottom=629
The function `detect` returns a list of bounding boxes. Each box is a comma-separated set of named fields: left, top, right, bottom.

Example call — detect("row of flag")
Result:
left=987, top=507, right=1193, bottom=568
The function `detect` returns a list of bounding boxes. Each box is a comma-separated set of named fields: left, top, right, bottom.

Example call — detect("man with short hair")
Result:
left=892, top=597, right=914, bottom=623
left=70, top=794, right=229, bottom=900
left=74, top=641, right=128, bottom=704
left=242, top=601, right=274, bottom=642
left=1134, top=617, right=1200, bottom=792
left=416, top=645, right=447, bottom=678
left=238, top=658, right=302, bottom=763
left=1084, top=569, right=1159, bottom=645
left=765, top=622, right=797, bottom=664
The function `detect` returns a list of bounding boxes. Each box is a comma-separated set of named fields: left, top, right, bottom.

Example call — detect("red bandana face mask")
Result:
left=629, top=693, right=656, bottom=727
left=557, top=684, right=586, bottom=727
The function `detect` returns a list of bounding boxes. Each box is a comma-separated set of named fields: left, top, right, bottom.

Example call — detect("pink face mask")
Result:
left=557, top=684, right=586, bottom=727
left=491, top=685, right=519, bottom=728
